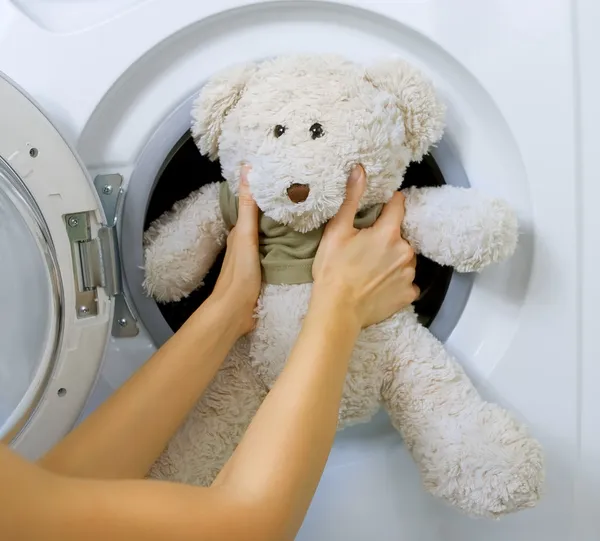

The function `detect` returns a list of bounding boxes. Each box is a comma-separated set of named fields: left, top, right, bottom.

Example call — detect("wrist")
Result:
left=192, top=294, right=246, bottom=343
left=308, top=282, right=361, bottom=336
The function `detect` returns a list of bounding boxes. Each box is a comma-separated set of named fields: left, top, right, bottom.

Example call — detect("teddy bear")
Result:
left=142, top=55, right=544, bottom=518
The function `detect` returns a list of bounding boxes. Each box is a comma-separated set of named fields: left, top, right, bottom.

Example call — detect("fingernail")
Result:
left=349, top=165, right=363, bottom=183
left=240, top=164, right=251, bottom=185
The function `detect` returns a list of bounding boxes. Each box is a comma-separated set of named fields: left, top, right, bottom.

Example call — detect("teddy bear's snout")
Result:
left=286, top=183, right=310, bottom=204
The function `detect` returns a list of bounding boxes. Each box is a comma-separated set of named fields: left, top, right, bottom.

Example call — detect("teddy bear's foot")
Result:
left=418, top=402, right=544, bottom=518
left=381, top=310, right=544, bottom=518
left=148, top=341, right=267, bottom=486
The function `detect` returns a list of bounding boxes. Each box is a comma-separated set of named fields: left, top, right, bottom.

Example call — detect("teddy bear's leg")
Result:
left=380, top=308, right=544, bottom=518
left=148, top=338, right=267, bottom=486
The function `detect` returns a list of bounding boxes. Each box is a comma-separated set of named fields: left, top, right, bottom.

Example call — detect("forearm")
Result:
left=0, top=444, right=277, bottom=541
left=214, top=288, right=360, bottom=539
left=39, top=297, right=240, bottom=480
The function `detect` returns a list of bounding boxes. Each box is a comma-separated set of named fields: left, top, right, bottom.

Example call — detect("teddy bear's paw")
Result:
left=401, top=186, right=519, bottom=273
left=453, top=196, right=519, bottom=273
left=141, top=267, right=200, bottom=304
left=420, top=404, right=544, bottom=518
left=141, top=182, right=228, bottom=303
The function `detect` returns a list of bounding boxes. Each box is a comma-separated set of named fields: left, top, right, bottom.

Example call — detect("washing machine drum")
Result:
left=0, top=73, right=112, bottom=458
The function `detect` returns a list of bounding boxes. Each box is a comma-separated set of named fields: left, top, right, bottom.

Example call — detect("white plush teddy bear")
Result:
left=143, top=55, right=544, bottom=518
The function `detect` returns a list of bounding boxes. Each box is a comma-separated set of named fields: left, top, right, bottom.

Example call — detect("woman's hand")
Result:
left=208, top=166, right=262, bottom=337
left=312, top=165, right=419, bottom=329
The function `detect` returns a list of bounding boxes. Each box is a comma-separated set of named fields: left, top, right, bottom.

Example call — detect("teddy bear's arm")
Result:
left=400, top=185, right=518, bottom=272
left=143, top=182, right=228, bottom=303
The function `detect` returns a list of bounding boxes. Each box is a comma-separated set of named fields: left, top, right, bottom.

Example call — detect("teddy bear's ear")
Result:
left=191, top=62, right=258, bottom=160
left=365, top=59, right=446, bottom=161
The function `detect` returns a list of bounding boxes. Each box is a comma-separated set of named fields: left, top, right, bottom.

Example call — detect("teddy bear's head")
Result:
left=191, top=55, right=445, bottom=232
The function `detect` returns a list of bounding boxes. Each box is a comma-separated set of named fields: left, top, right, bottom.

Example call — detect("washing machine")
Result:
left=0, top=0, right=598, bottom=539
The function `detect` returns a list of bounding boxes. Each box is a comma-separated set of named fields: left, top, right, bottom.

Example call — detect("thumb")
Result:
left=327, top=165, right=366, bottom=232
left=236, top=165, right=259, bottom=240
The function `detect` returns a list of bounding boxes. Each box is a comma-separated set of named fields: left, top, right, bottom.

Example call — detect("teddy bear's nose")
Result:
left=287, top=183, right=310, bottom=203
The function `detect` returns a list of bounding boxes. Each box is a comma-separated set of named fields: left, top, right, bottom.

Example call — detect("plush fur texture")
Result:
left=143, top=182, right=227, bottom=302
left=143, top=55, right=543, bottom=518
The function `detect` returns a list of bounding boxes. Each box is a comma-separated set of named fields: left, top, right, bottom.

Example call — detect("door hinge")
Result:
left=64, top=174, right=139, bottom=337
left=76, top=225, right=120, bottom=296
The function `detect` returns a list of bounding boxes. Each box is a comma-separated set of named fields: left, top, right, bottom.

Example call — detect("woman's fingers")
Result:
left=375, top=191, right=406, bottom=232
left=412, top=284, right=421, bottom=301
left=236, top=165, right=259, bottom=244
left=326, top=165, right=366, bottom=234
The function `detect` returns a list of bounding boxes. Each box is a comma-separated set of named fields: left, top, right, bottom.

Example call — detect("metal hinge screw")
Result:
left=78, top=306, right=89, bottom=315
left=117, top=318, right=128, bottom=327
left=102, top=185, right=113, bottom=195
left=68, top=217, right=79, bottom=228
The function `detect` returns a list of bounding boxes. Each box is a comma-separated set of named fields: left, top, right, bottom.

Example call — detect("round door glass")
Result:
left=0, top=158, right=61, bottom=441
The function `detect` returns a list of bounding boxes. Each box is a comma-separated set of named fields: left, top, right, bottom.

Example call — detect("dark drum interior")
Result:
left=144, top=134, right=453, bottom=332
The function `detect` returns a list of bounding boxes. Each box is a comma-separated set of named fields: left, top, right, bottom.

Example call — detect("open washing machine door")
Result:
left=0, top=73, right=118, bottom=458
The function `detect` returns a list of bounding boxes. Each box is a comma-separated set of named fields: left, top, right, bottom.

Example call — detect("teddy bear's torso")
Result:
left=245, top=283, right=416, bottom=428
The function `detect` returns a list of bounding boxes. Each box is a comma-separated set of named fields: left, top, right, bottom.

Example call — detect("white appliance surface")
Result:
left=0, top=1, right=598, bottom=539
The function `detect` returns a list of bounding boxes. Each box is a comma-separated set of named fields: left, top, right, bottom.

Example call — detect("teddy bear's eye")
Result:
left=273, top=125, right=286, bottom=138
left=309, top=122, right=324, bottom=139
